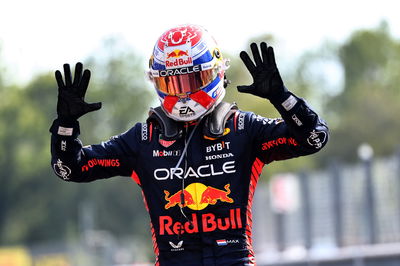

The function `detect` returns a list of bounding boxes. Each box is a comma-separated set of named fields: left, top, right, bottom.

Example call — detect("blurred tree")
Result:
left=293, top=41, right=342, bottom=109
left=324, top=22, right=400, bottom=162
left=0, top=75, right=59, bottom=244
left=0, top=37, right=153, bottom=250
left=292, top=21, right=400, bottom=163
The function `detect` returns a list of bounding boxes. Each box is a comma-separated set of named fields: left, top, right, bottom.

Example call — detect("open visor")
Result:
left=149, top=62, right=220, bottom=97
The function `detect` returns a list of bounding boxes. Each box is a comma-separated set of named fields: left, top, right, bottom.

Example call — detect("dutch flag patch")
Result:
left=216, top=239, right=227, bottom=246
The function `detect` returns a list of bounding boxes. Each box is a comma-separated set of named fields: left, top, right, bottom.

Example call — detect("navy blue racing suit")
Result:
left=50, top=91, right=328, bottom=265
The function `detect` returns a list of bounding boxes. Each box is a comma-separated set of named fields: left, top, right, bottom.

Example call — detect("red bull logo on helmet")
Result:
left=164, top=44, right=193, bottom=69
left=165, top=57, right=193, bottom=68
left=166, top=50, right=190, bottom=59
left=164, top=183, right=233, bottom=211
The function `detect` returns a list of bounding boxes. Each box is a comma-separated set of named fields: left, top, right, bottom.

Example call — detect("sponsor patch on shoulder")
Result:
left=237, top=113, right=245, bottom=130
left=141, top=123, right=148, bottom=141
left=53, top=159, right=71, bottom=180
left=307, top=130, right=327, bottom=149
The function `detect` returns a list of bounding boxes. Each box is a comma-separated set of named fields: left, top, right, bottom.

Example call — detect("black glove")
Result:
left=237, top=42, right=286, bottom=100
left=55, top=62, right=102, bottom=121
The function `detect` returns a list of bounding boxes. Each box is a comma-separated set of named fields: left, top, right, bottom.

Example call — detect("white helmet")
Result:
left=148, top=24, right=229, bottom=121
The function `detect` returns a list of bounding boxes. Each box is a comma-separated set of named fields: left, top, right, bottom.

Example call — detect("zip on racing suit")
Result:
left=50, top=43, right=329, bottom=265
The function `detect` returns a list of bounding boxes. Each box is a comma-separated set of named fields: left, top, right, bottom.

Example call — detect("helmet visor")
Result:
left=150, top=63, right=219, bottom=97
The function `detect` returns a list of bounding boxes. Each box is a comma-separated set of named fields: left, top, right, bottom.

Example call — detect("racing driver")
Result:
left=50, top=24, right=329, bottom=265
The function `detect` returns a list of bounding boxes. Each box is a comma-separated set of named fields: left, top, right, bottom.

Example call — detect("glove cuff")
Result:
left=269, top=89, right=304, bottom=118
left=49, top=118, right=80, bottom=138
left=268, top=86, right=291, bottom=104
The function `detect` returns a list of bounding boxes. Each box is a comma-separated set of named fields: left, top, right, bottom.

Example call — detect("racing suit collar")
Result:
left=147, top=102, right=238, bottom=141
